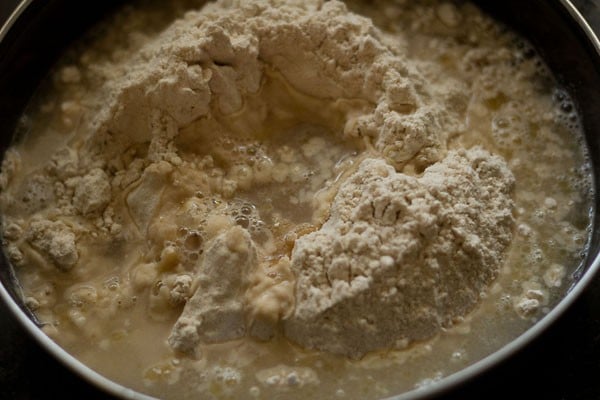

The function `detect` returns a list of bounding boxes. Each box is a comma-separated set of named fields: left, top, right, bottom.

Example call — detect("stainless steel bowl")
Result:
left=0, top=0, right=599, bottom=398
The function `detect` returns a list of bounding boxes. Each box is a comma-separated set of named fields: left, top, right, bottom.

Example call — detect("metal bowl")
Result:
left=0, top=0, right=599, bottom=399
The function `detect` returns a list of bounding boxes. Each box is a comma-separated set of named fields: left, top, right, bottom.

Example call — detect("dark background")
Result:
left=1, top=1, right=600, bottom=399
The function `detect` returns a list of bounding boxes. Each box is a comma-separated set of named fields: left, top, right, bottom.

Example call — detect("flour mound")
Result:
left=88, top=0, right=461, bottom=170
left=285, top=148, right=515, bottom=358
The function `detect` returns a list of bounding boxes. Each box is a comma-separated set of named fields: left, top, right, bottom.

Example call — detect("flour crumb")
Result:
left=256, top=365, right=319, bottom=390
left=544, top=263, right=566, bottom=288
left=73, top=168, right=111, bottom=215
left=514, top=287, right=548, bottom=318
left=25, top=219, right=78, bottom=270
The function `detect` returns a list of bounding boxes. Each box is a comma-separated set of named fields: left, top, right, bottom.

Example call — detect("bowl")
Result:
left=0, top=0, right=599, bottom=399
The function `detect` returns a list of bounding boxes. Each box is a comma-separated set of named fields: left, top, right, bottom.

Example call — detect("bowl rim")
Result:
left=0, top=0, right=599, bottom=399
left=0, top=7, right=159, bottom=400
left=0, top=0, right=159, bottom=374
left=390, top=2, right=600, bottom=398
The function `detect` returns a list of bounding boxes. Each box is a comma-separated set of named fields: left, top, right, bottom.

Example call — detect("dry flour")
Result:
left=286, top=149, right=514, bottom=358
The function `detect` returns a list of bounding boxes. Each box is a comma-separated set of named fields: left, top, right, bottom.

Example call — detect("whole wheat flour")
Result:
left=0, top=0, right=505, bottom=358
left=285, top=149, right=514, bottom=358
left=0, top=0, right=591, bottom=398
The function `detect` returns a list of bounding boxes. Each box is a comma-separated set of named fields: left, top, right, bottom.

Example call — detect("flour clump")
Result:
left=169, top=226, right=258, bottom=353
left=286, top=148, right=514, bottom=358
left=25, top=219, right=79, bottom=271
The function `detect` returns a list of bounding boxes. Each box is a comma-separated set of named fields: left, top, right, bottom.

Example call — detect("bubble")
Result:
left=493, top=117, right=509, bottom=129
left=451, top=350, right=466, bottom=362
left=573, top=233, right=585, bottom=246
left=227, top=200, right=258, bottom=220
left=512, top=40, right=537, bottom=65
left=103, top=276, right=120, bottom=291
left=152, top=280, right=164, bottom=296
left=552, top=89, right=567, bottom=103
left=560, top=101, right=573, bottom=113
left=241, top=204, right=253, bottom=215
left=177, top=227, right=189, bottom=238
left=235, top=215, right=250, bottom=229
left=184, top=231, right=203, bottom=250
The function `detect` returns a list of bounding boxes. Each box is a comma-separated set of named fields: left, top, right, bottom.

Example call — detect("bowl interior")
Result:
left=480, top=0, right=600, bottom=268
left=0, top=1, right=599, bottom=399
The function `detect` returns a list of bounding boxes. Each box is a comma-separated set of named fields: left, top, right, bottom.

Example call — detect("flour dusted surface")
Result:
left=0, top=0, right=592, bottom=399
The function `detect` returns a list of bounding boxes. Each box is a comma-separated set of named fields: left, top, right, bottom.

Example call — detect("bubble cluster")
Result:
left=216, top=136, right=275, bottom=186
left=175, top=227, right=205, bottom=265
left=491, top=112, right=526, bottom=149
left=512, top=40, right=538, bottom=65
left=227, top=199, right=271, bottom=244
left=511, top=38, right=553, bottom=84
left=552, top=88, right=580, bottom=131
